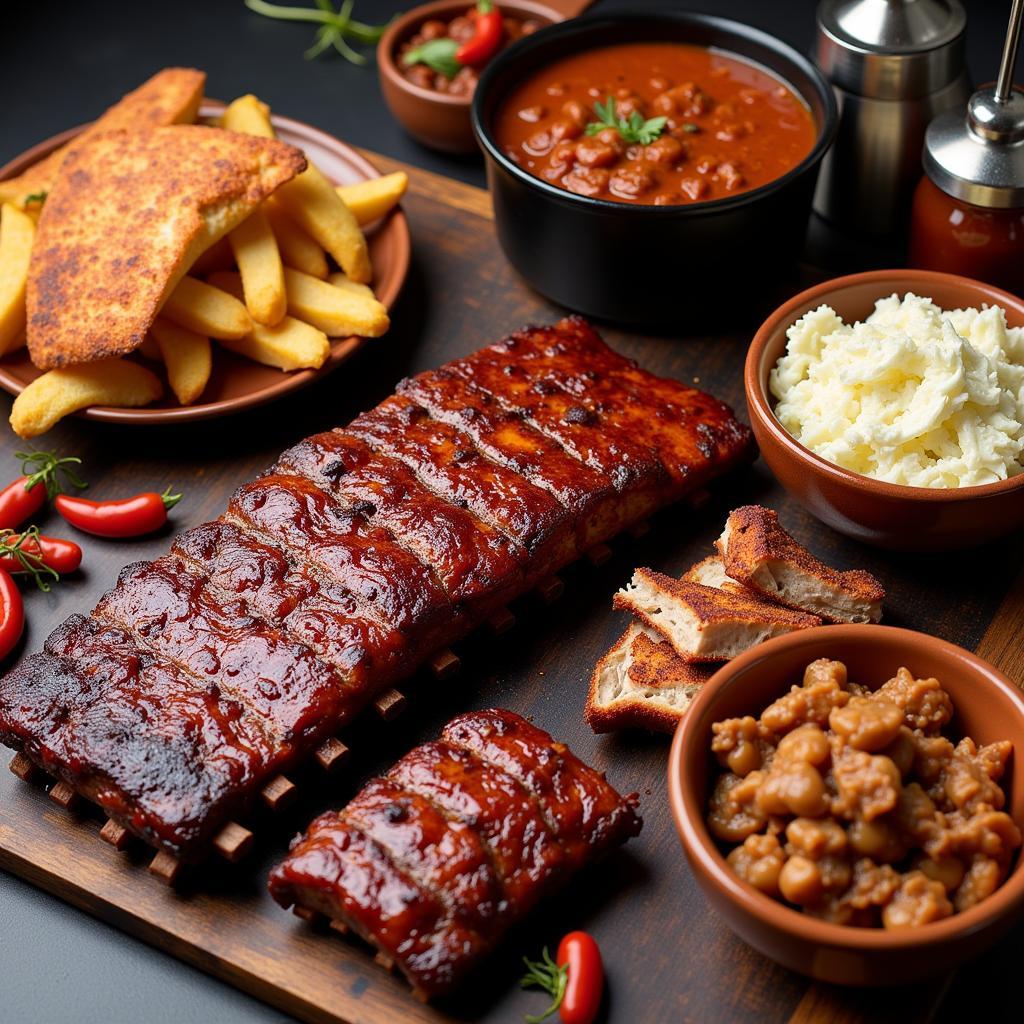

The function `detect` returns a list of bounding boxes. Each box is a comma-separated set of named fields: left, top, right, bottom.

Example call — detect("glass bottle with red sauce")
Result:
left=910, top=1, right=1024, bottom=295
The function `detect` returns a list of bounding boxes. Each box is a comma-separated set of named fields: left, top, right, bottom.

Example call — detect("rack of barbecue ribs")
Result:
left=0, top=316, right=752, bottom=869
left=269, top=708, right=642, bottom=1000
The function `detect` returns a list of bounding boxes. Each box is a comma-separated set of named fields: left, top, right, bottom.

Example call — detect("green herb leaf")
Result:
left=245, top=0, right=389, bottom=66
left=520, top=947, right=568, bottom=1024
left=584, top=94, right=668, bottom=145
left=401, top=37, right=461, bottom=79
left=682, top=122, right=700, bottom=133
left=23, top=191, right=47, bottom=207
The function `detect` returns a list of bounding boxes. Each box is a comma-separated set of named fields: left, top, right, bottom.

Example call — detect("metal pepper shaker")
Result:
left=812, top=0, right=971, bottom=236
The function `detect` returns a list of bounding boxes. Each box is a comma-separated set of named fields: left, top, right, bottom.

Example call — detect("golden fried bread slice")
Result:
left=27, top=125, right=305, bottom=369
left=717, top=505, right=884, bottom=624
left=0, top=68, right=206, bottom=209
left=614, top=568, right=820, bottom=663
left=586, top=622, right=712, bottom=734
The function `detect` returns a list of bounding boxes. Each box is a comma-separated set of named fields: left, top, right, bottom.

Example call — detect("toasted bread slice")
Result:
left=682, top=554, right=752, bottom=595
left=586, top=622, right=712, bottom=734
left=27, top=126, right=305, bottom=369
left=717, top=506, right=884, bottom=624
left=614, top=568, right=820, bottom=662
left=0, top=68, right=206, bottom=209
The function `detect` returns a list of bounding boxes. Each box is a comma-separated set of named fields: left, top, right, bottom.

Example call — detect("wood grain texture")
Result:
left=0, top=151, right=1022, bottom=1024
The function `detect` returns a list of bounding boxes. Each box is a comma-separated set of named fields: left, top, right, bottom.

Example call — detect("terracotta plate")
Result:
left=0, top=101, right=410, bottom=424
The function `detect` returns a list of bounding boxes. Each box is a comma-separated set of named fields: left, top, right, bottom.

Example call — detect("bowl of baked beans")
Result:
left=668, top=625, right=1024, bottom=985
left=378, top=0, right=561, bottom=154
left=470, top=12, right=837, bottom=326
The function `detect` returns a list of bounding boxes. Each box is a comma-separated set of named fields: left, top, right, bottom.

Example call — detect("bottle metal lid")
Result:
left=816, top=0, right=967, bottom=99
left=924, top=87, right=1024, bottom=208
left=923, top=0, right=1024, bottom=208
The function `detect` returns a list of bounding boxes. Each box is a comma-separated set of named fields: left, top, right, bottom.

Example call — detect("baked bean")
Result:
left=756, top=760, right=828, bottom=818
left=882, top=871, right=952, bottom=928
left=847, top=818, right=907, bottom=863
left=776, top=723, right=830, bottom=765
left=610, top=164, right=656, bottom=198
left=644, top=135, right=684, bottom=163
left=726, top=833, right=785, bottom=896
left=829, top=696, right=903, bottom=752
left=915, top=855, right=966, bottom=893
left=574, top=137, right=619, bottom=168
left=561, top=99, right=587, bottom=123
left=786, top=817, right=847, bottom=858
left=518, top=105, right=547, bottom=123
left=563, top=167, right=610, bottom=197
left=549, top=118, right=582, bottom=143
left=708, top=772, right=766, bottom=842
left=779, top=855, right=823, bottom=905
left=712, top=716, right=762, bottom=776
left=710, top=658, right=1020, bottom=929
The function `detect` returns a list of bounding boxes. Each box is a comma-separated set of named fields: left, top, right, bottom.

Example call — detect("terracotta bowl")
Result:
left=377, top=0, right=562, bottom=154
left=745, top=269, right=1024, bottom=551
left=668, top=625, right=1024, bottom=986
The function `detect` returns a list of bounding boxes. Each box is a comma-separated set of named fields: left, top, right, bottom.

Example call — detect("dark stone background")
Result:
left=0, top=2, right=1012, bottom=1021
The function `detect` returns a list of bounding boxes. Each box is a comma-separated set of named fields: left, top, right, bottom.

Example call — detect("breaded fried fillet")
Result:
left=0, top=68, right=206, bottom=208
left=586, top=622, right=712, bottom=734
left=614, top=568, right=820, bottom=662
left=717, top=505, right=884, bottom=624
left=27, top=125, right=306, bottom=369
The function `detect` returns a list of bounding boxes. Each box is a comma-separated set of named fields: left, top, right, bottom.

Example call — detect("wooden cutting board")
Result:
left=0, top=152, right=1021, bottom=1024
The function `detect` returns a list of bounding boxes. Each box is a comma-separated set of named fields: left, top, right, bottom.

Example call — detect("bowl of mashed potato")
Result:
left=745, top=270, right=1024, bottom=550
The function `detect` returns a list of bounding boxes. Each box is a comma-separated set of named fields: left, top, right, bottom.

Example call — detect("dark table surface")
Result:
left=0, top=1, right=1014, bottom=1022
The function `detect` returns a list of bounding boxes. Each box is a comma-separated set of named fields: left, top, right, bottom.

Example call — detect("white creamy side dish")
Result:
left=769, top=293, right=1024, bottom=488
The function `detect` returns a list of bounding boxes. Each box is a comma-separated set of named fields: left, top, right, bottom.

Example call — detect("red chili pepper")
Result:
left=455, top=0, right=504, bottom=68
left=55, top=486, right=182, bottom=539
left=0, top=451, right=88, bottom=530
left=556, top=932, right=603, bottom=1024
left=520, top=931, right=604, bottom=1024
left=0, top=569, right=25, bottom=662
left=0, top=530, right=82, bottom=579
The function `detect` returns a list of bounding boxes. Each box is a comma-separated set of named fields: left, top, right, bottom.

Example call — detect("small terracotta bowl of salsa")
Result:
left=745, top=269, right=1024, bottom=551
left=471, top=12, right=837, bottom=326
left=378, top=0, right=560, bottom=154
left=669, top=625, right=1024, bottom=986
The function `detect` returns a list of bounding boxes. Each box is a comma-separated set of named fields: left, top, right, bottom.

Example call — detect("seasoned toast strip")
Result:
left=27, top=125, right=306, bottom=369
left=0, top=68, right=206, bottom=209
left=586, top=622, right=712, bottom=734
left=614, top=568, right=820, bottom=663
left=682, top=554, right=750, bottom=594
left=717, top=506, right=884, bottom=624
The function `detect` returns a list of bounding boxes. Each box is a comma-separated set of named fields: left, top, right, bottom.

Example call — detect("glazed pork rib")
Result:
left=0, top=316, right=752, bottom=861
left=268, top=708, right=642, bottom=1000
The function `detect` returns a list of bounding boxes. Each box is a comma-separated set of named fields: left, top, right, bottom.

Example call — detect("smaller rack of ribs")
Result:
left=269, top=708, right=642, bottom=1000
left=0, top=316, right=752, bottom=866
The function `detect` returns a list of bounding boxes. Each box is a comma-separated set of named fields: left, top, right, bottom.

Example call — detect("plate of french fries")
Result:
left=0, top=87, right=409, bottom=436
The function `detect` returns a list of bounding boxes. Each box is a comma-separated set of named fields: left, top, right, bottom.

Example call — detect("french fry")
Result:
left=223, top=94, right=372, bottom=283
left=335, top=172, right=408, bottom=226
left=208, top=271, right=330, bottom=370
left=283, top=267, right=388, bottom=338
left=161, top=275, right=252, bottom=340
left=10, top=358, right=163, bottom=438
left=228, top=208, right=286, bottom=326
left=150, top=317, right=212, bottom=405
left=0, top=203, right=35, bottom=355
left=264, top=198, right=329, bottom=279
left=220, top=95, right=274, bottom=139
left=189, top=237, right=235, bottom=276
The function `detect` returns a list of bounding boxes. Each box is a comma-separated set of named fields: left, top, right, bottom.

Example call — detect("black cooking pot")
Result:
left=471, top=13, right=838, bottom=328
